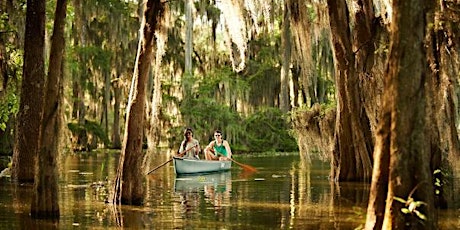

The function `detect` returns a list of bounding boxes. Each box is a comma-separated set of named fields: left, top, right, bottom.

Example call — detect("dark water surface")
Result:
left=0, top=151, right=459, bottom=229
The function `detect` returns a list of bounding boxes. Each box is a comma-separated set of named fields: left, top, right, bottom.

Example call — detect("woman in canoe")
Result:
left=204, top=130, right=232, bottom=161
left=178, top=127, right=201, bottom=159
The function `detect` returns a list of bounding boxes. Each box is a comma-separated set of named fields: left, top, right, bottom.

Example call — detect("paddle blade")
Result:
left=233, top=159, right=257, bottom=172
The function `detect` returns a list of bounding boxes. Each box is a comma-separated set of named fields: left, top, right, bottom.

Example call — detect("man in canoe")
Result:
left=204, top=130, right=232, bottom=161
left=178, top=127, right=201, bottom=159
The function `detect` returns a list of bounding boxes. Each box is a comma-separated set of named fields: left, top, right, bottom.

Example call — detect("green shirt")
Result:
left=214, top=141, right=228, bottom=157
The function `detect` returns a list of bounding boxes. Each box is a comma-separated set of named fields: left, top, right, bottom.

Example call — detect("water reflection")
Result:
left=174, top=171, right=232, bottom=216
left=0, top=152, right=459, bottom=229
left=174, top=171, right=231, bottom=192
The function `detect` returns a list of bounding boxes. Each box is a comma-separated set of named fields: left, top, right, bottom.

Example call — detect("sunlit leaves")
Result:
left=393, top=196, right=428, bottom=222
left=433, top=168, right=448, bottom=196
left=0, top=86, right=19, bottom=131
left=0, top=10, right=22, bottom=131
left=0, top=13, right=9, bottom=31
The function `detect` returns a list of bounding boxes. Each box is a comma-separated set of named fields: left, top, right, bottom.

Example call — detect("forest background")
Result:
left=1, top=0, right=309, bottom=155
left=1, top=0, right=460, bottom=228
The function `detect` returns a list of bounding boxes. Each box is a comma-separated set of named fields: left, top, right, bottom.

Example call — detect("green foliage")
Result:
left=74, top=46, right=112, bottom=73
left=198, top=67, right=249, bottom=97
left=6, top=46, right=23, bottom=73
left=178, top=96, right=239, bottom=143
left=45, top=0, right=58, bottom=33
left=291, top=102, right=336, bottom=119
left=67, top=120, right=110, bottom=146
left=247, top=33, right=281, bottom=65
left=92, top=0, right=132, bottom=13
left=393, top=181, right=430, bottom=223
left=177, top=67, right=297, bottom=152
left=394, top=196, right=427, bottom=221
left=241, top=107, right=298, bottom=152
left=0, top=11, right=22, bottom=131
left=0, top=91, right=19, bottom=131
left=178, top=97, right=297, bottom=152
left=84, top=120, right=110, bottom=146
left=1, top=11, right=24, bottom=73
left=433, top=169, right=444, bottom=195
left=0, top=13, right=9, bottom=32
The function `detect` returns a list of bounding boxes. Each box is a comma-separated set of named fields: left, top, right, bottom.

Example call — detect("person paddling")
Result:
left=204, top=130, right=232, bottom=161
left=178, top=127, right=201, bottom=159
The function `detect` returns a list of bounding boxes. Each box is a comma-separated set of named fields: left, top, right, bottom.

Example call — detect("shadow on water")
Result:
left=0, top=151, right=459, bottom=229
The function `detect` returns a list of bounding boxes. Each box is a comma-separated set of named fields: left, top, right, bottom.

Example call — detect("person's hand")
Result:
left=219, top=156, right=229, bottom=161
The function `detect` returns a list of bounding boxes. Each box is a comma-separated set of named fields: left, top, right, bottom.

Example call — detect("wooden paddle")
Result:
left=215, top=152, right=257, bottom=172
left=230, top=158, right=257, bottom=172
left=146, top=144, right=198, bottom=175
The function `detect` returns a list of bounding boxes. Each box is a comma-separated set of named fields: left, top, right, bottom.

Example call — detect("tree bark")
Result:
left=103, top=71, right=110, bottom=147
left=146, top=48, right=165, bottom=151
left=111, top=78, right=122, bottom=149
left=12, top=0, right=46, bottom=183
left=327, top=0, right=374, bottom=182
left=279, top=1, right=291, bottom=112
left=421, top=0, right=460, bottom=209
left=185, top=0, right=193, bottom=76
left=366, top=1, right=436, bottom=229
left=31, top=0, right=67, bottom=219
left=112, top=0, right=165, bottom=205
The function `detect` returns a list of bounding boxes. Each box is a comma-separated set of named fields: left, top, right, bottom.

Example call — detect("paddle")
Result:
left=230, top=158, right=257, bottom=172
left=216, top=152, right=257, bottom=172
left=146, top=144, right=198, bottom=175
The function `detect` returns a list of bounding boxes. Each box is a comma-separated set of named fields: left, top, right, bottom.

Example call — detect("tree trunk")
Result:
left=422, top=0, right=460, bottom=209
left=31, top=0, right=67, bottom=219
left=185, top=0, right=193, bottom=76
left=11, top=0, right=46, bottom=183
left=327, top=0, right=374, bottom=182
left=366, top=1, right=435, bottom=229
left=103, top=71, right=110, bottom=147
left=112, top=0, right=165, bottom=205
left=279, top=1, right=291, bottom=112
left=145, top=2, right=168, bottom=151
left=364, top=99, right=390, bottom=230
left=111, top=78, right=122, bottom=149
left=146, top=41, right=165, bottom=151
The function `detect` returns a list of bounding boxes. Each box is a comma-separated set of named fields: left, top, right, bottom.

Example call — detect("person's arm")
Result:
left=177, top=141, right=185, bottom=156
left=196, top=143, right=201, bottom=153
left=223, top=141, right=232, bottom=159
left=193, top=139, right=201, bottom=155
left=204, top=141, right=214, bottom=153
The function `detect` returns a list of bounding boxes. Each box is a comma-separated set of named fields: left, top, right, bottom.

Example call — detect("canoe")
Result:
left=173, top=156, right=232, bottom=175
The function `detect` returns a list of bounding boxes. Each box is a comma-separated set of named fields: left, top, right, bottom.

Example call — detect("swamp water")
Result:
left=0, top=151, right=459, bottom=229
